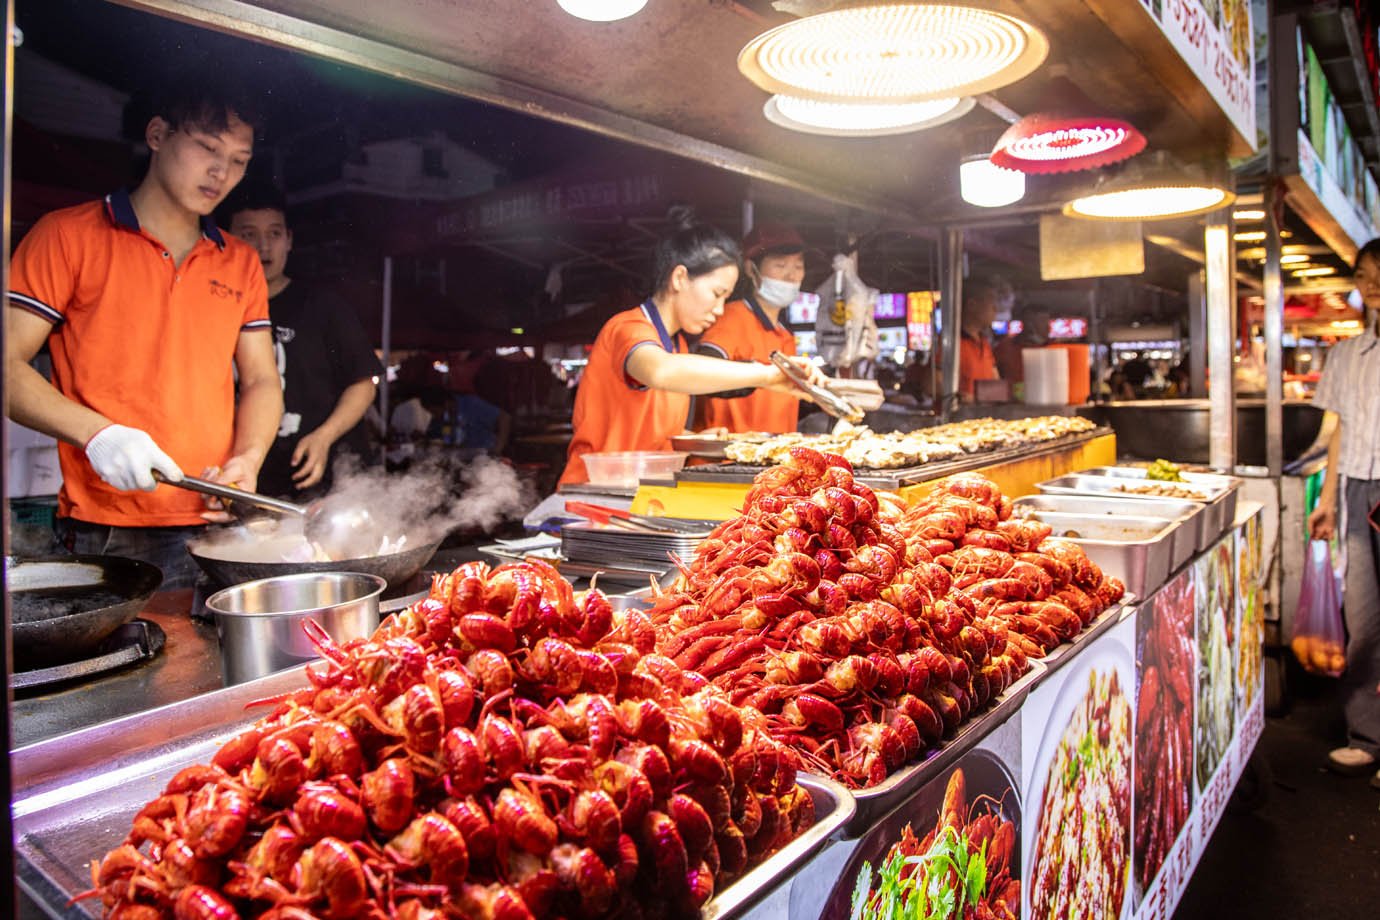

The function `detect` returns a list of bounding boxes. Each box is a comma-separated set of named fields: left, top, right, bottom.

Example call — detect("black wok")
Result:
left=186, top=538, right=442, bottom=592
left=8, top=555, right=163, bottom=666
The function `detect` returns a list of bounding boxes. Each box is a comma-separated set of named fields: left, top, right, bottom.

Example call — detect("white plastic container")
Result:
left=580, top=451, right=689, bottom=487
left=1022, top=347, right=1069, bottom=405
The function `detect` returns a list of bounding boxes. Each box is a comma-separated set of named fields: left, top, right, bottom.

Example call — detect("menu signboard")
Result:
left=1137, top=0, right=1257, bottom=149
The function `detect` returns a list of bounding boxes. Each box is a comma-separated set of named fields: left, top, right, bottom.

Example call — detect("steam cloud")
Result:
left=191, top=453, right=535, bottom=562
left=327, top=452, right=536, bottom=544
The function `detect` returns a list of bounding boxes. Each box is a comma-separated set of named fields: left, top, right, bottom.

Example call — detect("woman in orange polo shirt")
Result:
left=696, top=222, right=810, bottom=434
left=559, top=209, right=822, bottom=486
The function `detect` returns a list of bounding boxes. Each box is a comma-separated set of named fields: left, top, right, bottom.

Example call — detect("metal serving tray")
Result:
left=12, top=666, right=854, bottom=920
left=1036, top=472, right=1233, bottom=545
left=1013, top=492, right=1205, bottom=560
left=1080, top=466, right=1240, bottom=540
left=704, top=773, right=855, bottom=920
left=1015, top=496, right=1197, bottom=576
left=1018, top=509, right=1175, bottom=600
left=829, top=659, right=1045, bottom=836
left=1035, top=595, right=1137, bottom=680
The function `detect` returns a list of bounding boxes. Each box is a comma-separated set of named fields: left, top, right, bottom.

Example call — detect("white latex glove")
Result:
left=84, top=424, right=183, bottom=492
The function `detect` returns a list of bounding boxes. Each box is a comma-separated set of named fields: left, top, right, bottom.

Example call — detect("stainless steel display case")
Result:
left=13, top=666, right=853, bottom=920
left=1013, top=493, right=1199, bottom=572
left=1017, top=509, right=1177, bottom=599
left=1036, top=470, right=1238, bottom=543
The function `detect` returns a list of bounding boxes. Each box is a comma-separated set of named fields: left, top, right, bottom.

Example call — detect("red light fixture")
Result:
left=990, top=113, right=1146, bottom=174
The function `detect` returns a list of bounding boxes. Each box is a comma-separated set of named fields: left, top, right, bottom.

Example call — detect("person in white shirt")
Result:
left=1309, top=237, right=1380, bottom=786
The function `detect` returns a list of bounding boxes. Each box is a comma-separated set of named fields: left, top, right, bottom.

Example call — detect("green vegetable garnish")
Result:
left=849, top=826, right=992, bottom=920
left=1146, top=459, right=1185, bottom=482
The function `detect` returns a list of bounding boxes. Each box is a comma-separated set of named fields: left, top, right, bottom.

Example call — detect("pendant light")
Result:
left=960, top=155, right=1025, bottom=207
left=1063, top=153, right=1234, bottom=221
left=764, top=94, right=974, bottom=136
left=738, top=2, right=1049, bottom=104
left=557, top=0, right=648, bottom=22
left=989, top=113, right=1146, bottom=174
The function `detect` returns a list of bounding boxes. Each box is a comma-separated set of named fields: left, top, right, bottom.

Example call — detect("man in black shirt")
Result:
left=222, top=182, right=381, bottom=497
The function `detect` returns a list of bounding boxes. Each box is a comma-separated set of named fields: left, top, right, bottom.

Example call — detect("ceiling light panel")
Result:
left=1065, top=185, right=1232, bottom=221
left=764, top=94, right=974, bottom=135
left=557, top=0, right=648, bottom=21
left=739, top=3, right=1049, bottom=103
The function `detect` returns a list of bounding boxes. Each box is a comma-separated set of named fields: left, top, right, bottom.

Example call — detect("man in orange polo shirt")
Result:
left=5, top=79, right=282, bottom=587
left=696, top=222, right=810, bottom=433
left=958, top=280, right=1002, bottom=399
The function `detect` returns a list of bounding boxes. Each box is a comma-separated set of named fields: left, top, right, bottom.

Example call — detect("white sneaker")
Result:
left=1328, top=746, right=1377, bottom=776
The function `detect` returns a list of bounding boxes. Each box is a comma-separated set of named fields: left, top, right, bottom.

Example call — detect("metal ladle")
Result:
left=155, top=474, right=382, bottom=560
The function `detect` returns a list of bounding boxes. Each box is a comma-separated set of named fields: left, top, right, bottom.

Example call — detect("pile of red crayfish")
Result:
left=649, top=449, right=1123, bottom=789
left=80, top=559, right=810, bottom=920
left=900, top=476, right=1125, bottom=658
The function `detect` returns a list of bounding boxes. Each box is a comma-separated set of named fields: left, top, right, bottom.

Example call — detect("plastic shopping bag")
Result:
left=1290, top=539, right=1346, bottom=677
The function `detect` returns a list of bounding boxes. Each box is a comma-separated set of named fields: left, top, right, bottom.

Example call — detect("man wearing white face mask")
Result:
left=696, top=222, right=813, bottom=433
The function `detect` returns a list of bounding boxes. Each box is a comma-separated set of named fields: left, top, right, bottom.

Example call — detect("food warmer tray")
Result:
left=1035, top=596, right=1137, bottom=682
left=12, top=667, right=853, bottom=920
left=1012, top=492, right=1204, bottom=564
left=1035, top=472, right=1234, bottom=544
left=829, top=658, right=1045, bottom=836
left=704, top=773, right=854, bottom=920
left=1013, top=509, right=1177, bottom=599
left=677, top=427, right=1111, bottom=489
left=1079, top=465, right=1239, bottom=541
left=671, top=434, right=731, bottom=458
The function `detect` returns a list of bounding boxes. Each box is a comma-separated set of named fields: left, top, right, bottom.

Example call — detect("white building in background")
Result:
left=296, top=131, right=505, bottom=203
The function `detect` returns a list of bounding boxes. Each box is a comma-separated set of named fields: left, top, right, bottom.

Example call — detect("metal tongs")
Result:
left=563, top=500, right=714, bottom=536
left=769, top=350, right=865, bottom=423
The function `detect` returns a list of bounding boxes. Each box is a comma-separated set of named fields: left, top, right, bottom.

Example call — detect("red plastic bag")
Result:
left=1291, top=539, right=1346, bottom=676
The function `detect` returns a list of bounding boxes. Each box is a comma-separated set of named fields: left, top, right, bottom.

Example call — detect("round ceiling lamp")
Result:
left=556, top=0, right=648, bottom=22
left=960, top=155, right=1025, bottom=208
left=738, top=2, right=1049, bottom=104
left=764, top=94, right=974, bottom=136
left=989, top=113, right=1145, bottom=174
left=1063, top=153, right=1234, bottom=221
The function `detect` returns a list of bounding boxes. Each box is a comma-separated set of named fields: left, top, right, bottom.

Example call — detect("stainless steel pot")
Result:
left=206, top=572, right=385, bottom=685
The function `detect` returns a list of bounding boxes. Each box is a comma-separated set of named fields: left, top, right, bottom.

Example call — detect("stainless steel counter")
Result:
left=8, top=545, right=486, bottom=750
left=10, top=590, right=224, bottom=749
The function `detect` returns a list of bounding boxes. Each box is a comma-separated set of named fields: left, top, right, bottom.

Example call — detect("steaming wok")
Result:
left=8, top=555, right=163, bottom=666
left=186, top=528, right=442, bottom=591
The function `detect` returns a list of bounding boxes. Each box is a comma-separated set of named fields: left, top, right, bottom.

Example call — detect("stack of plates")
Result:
left=560, top=521, right=711, bottom=584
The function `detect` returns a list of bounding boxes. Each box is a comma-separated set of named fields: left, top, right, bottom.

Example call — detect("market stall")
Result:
left=11, top=453, right=1264, bottom=920
left=2, top=1, right=1295, bottom=918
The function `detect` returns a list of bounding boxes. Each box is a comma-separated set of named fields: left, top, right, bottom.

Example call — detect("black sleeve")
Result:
left=693, top=341, right=753, bottom=399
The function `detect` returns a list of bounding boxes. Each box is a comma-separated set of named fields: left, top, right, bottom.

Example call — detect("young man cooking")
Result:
left=5, top=78, right=283, bottom=588
left=223, top=181, right=381, bottom=499
left=695, top=222, right=811, bottom=433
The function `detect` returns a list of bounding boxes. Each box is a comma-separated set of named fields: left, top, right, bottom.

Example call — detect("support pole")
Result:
left=379, top=256, right=393, bottom=464
left=1, top=1, right=19, bottom=905
left=1263, top=184, right=1285, bottom=478
left=1188, top=271, right=1207, bottom=398
left=1205, top=209, right=1237, bottom=471
left=938, top=227, right=964, bottom=416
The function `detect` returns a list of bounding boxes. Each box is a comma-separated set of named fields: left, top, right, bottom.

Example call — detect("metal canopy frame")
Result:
left=110, top=0, right=925, bottom=226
